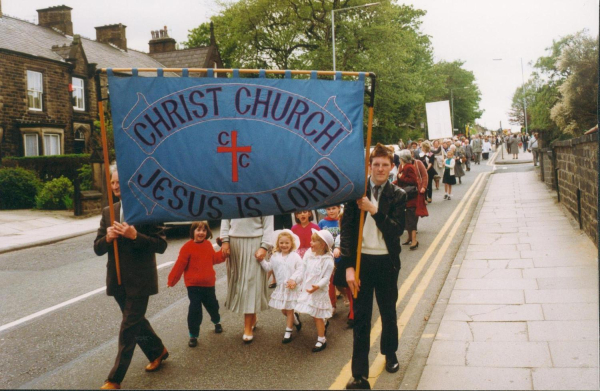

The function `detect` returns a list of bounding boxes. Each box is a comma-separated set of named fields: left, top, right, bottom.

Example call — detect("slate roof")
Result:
left=0, top=14, right=166, bottom=69
left=149, top=47, right=211, bottom=68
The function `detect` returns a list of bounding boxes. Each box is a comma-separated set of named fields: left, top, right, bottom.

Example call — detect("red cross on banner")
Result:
left=217, top=131, right=252, bottom=182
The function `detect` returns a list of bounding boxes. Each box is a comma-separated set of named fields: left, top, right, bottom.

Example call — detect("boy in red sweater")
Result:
left=168, top=221, right=225, bottom=347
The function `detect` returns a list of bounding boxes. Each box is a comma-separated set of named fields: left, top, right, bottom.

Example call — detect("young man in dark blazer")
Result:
left=94, top=166, right=168, bottom=390
left=336, top=143, right=406, bottom=390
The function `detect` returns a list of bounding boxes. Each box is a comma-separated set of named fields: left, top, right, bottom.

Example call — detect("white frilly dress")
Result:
left=259, top=251, right=303, bottom=310
left=293, top=249, right=334, bottom=319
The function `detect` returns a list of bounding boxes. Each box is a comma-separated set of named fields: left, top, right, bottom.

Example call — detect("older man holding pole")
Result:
left=95, top=165, right=169, bottom=390
left=336, top=143, right=406, bottom=390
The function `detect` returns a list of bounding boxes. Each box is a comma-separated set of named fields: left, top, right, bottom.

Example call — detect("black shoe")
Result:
left=268, top=283, right=277, bottom=289
left=294, top=312, right=302, bottom=331
left=188, top=337, right=197, bottom=348
left=214, top=323, right=223, bottom=334
left=312, top=341, right=327, bottom=352
left=385, top=354, right=399, bottom=373
left=282, top=332, right=293, bottom=344
left=410, top=242, right=419, bottom=250
left=346, top=318, right=355, bottom=329
left=346, top=376, right=371, bottom=389
left=401, top=240, right=412, bottom=246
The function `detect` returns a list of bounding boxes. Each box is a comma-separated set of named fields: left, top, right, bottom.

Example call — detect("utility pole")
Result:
left=521, top=58, right=528, bottom=134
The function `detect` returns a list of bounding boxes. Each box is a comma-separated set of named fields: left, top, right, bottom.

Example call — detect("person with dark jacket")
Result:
left=334, top=143, right=406, bottom=390
left=95, top=165, right=169, bottom=390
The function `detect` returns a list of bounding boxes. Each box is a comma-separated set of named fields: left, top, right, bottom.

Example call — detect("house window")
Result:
left=44, top=134, right=61, bottom=155
left=24, top=134, right=39, bottom=156
left=27, top=70, right=43, bottom=111
left=72, top=77, right=85, bottom=111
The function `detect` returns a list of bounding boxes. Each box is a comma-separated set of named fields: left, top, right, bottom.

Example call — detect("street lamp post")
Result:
left=332, top=2, right=379, bottom=78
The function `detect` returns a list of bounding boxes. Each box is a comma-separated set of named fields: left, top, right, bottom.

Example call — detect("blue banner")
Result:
left=108, top=70, right=366, bottom=224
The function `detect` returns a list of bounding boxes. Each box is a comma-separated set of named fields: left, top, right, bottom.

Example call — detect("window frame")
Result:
left=27, top=70, right=44, bottom=111
left=43, top=133, right=61, bottom=156
left=72, top=77, right=85, bottom=111
left=23, top=133, right=39, bottom=156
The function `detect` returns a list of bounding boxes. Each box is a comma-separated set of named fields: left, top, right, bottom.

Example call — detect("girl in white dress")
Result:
left=258, top=230, right=303, bottom=343
left=293, top=229, right=334, bottom=352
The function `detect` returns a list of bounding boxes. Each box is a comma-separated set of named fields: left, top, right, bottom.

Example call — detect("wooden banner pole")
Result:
left=353, top=74, right=377, bottom=298
left=98, top=100, right=122, bottom=285
left=353, top=106, right=374, bottom=298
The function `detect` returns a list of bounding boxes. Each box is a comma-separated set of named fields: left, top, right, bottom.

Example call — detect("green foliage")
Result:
left=428, top=61, right=483, bottom=135
left=183, top=22, right=212, bottom=48
left=0, top=167, right=41, bottom=209
left=35, top=176, right=74, bottom=210
left=2, top=154, right=90, bottom=182
left=77, top=164, right=93, bottom=191
left=510, top=30, right=598, bottom=143
left=187, top=0, right=482, bottom=145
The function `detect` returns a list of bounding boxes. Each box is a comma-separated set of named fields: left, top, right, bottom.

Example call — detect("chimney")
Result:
left=149, top=25, right=176, bottom=54
left=37, top=5, right=73, bottom=36
left=95, top=23, right=127, bottom=51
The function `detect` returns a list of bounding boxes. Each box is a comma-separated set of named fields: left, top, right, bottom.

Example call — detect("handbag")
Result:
left=402, top=185, right=418, bottom=200
left=461, top=156, right=467, bottom=163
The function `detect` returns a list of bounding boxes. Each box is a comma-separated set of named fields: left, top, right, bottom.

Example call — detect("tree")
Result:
left=509, top=30, right=598, bottom=142
left=183, top=0, right=481, bottom=144
left=183, top=22, right=212, bottom=48
left=550, top=31, right=598, bottom=135
left=430, top=61, right=483, bottom=135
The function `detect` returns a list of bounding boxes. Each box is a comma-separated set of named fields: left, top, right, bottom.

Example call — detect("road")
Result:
left=0, top=155, right=502, bottom=389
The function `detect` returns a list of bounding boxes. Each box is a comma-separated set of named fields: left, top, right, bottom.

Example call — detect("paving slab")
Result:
left=466, top=341, right=553, bottom=368
left=525, top=289, right=598, bottom=304
left=457, top=268, right=523, bottom=279
left=449, top=290, right=524, bottom=305
left=426, top=341, right=467, bottom=366
left=522, top=266, right=597, bottom=279
left=470, top=322, right=529, bottom=342
left=532, top=368, right=600, bottom=390
left=527, top=320, right=599, bottom=341
left=549, top=341, right=600, bottom=368
left=454, top=278, right=538, bottom=290
left=541, top=303, right=600, bottom=321
left=536, top=275, right=598, bottom=290
left=418, top=366, right=532, bottom=390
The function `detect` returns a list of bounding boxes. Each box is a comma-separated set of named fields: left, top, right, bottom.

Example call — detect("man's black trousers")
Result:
left=352, top=254, right=400, bottom=378
left=108, top=294, right=165, bottom=384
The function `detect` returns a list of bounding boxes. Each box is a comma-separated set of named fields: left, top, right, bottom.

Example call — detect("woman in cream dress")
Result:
left=220, top=216, right=274, bottom=343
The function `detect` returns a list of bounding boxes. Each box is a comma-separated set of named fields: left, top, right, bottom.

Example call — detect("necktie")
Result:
left=373, top=185, right=381, bottom=201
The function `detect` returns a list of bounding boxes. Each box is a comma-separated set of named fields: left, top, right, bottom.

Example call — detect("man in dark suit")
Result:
left=94, top=166, right=168, bottom=390
left=336, top=143, right=406, bottom=390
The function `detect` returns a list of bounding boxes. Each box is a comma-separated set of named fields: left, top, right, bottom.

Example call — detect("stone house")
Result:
left=0, top=1, right=223, bottom=160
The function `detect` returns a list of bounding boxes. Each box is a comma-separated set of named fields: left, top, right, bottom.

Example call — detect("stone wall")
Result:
left=539, top=149, right=556, bottom=189
left=543, top=132, right=598, bottom=246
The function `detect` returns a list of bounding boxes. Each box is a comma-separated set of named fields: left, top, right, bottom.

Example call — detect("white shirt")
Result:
left=361, top=180, right=388, bottom=255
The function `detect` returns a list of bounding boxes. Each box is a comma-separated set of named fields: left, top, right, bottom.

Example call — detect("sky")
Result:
left=4, top=0, right=598, bottom=133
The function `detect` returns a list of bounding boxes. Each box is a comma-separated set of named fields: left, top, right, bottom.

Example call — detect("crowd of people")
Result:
left=95, top=136, right=502, bottom=390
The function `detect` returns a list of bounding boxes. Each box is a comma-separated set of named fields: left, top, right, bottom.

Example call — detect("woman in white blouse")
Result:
left=220, top=217, right=274, bottom=343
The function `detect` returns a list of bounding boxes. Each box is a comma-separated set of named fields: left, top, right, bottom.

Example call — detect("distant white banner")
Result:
left=425, top=100, right=452, bottom=140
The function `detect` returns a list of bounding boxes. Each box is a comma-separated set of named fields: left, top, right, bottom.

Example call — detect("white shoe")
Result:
left=242, top=334, right=254, bottom=344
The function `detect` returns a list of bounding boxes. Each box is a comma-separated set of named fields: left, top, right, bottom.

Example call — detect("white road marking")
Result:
left=0, top=261, right=175, bottom=333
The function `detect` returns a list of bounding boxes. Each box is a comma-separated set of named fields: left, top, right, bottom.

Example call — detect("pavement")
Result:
left=0, top=209, right=100, bottom=254
left=402, top=166, right=599, bottom=390
left=493, top=144, right=534, bottom=165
